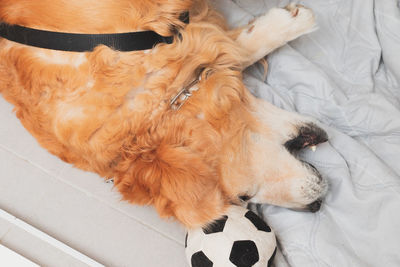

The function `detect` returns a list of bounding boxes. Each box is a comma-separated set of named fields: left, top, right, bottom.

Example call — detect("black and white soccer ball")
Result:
left=185, top=205, right=277, bottom=267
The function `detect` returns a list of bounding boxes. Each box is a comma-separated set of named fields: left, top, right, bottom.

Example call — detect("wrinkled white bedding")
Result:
left=214, top=0, right=400, bottom=266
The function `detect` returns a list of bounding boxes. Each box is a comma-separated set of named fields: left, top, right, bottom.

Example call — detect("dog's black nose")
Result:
left=239, top=195, right=251, bottom=202
left=307, top=199, right=322, bottom=212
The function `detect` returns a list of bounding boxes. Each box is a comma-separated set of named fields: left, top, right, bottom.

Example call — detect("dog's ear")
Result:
left=158, top=142, right=229, bottom=228
left=115, top=116, right=228, bottom=228
left=115, top=141, right=228, bottom=228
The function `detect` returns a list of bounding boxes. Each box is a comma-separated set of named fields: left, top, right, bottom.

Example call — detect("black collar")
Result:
left=0, top=12, right=189, bottom=52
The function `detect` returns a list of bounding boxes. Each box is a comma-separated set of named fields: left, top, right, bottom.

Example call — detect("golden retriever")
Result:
left=0, top=0, right=328, bottom=228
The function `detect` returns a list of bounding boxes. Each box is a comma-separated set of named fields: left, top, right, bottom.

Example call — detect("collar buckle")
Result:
left=170, top=76, right=201, bottom=110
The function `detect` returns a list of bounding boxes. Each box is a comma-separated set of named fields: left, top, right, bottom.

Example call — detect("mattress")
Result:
left=212, top=0, right=400, bottom=266
left=1, top=0, right=399, bottom=266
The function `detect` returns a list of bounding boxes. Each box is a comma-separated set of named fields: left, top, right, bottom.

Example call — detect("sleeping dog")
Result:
left=0, top=0, right=327, bottom=228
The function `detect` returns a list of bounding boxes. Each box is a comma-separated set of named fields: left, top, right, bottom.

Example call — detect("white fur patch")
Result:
left=35, top=50, right=87, bottom=67
left=125, top=87, right=147, bottom=110
left=56, top=102, right=85, bottom=122
left=197, top=112, right=205, bottom=120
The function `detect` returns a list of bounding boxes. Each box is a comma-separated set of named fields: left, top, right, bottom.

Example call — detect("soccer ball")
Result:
left=185, top=205, right=277, bottom=267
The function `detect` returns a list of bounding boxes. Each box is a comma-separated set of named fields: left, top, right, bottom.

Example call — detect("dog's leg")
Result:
left=233, top=3, right=316, bottom=68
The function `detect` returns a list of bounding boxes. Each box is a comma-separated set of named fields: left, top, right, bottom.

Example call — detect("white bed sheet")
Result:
left=1, top=1, right=399, bottom=266
left=213, top=0, right=400, bottom=266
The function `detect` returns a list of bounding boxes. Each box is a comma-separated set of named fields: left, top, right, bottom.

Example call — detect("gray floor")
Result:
left=0, top=96, right=187, bottom=267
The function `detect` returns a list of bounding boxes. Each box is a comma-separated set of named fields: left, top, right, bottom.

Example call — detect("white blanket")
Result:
left=214, top=0, right=400, bottom=266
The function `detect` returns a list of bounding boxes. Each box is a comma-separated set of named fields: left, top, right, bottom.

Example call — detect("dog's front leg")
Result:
left=232, top=3, right=316, bottom=68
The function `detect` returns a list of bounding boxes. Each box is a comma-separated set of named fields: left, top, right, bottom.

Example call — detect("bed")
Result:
left=1, top=0, right=399, bottom=266
left=213, top=0, right=400, bottom=266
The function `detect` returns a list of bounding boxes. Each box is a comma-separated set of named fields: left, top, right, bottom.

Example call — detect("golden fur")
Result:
left=0, top=0, right=327, bottom=228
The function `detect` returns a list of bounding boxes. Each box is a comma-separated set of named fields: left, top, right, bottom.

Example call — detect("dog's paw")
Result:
left=284, top=3, right=302, bottom=17
left=282, top=3, right=317, bottom=39
left=284, top=122, right=328, bottom=153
